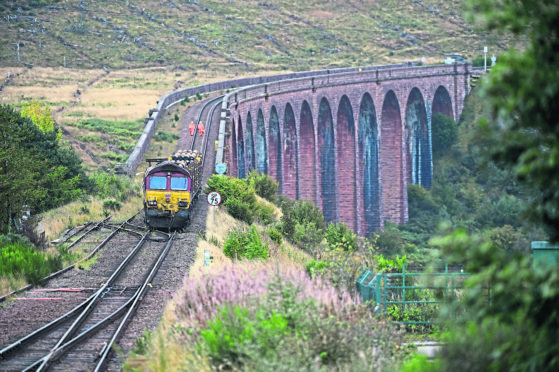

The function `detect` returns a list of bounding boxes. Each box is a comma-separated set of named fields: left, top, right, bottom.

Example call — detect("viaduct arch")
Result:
left=221, top=63, right=472, bottom=236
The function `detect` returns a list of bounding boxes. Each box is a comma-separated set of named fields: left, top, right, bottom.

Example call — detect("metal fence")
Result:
left=356, top=265, right=486, bottom=325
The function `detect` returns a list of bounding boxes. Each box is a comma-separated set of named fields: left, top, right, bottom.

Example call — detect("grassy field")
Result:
left=0, top=66, right=279, bottom=171
left=0, top=0, right=521, bottom=72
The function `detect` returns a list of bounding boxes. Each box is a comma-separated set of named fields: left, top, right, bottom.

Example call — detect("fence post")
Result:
left=402, top=264, right=406, bottom=314
left=375, top=275, right=382, bottom=313
left=451, top=274, right=455, bottom=320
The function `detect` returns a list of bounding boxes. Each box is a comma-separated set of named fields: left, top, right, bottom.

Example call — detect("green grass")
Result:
left=73, top=118, right=143, bottom=138
left=0, top=234, right=62, bottom=285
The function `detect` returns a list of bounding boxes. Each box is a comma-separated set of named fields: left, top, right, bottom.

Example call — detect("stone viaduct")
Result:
left=220, top=63, right=474, bottom=236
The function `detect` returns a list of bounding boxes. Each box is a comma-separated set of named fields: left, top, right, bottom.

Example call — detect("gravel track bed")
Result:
left=0, top=225, right=140, bottom=349
left=106, top=98, right=219, bottom=370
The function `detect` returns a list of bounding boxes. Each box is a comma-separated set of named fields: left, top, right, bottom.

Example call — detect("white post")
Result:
left=64, top=56, right=66, bottom=67
left=484, top=46, right=488, bottom=72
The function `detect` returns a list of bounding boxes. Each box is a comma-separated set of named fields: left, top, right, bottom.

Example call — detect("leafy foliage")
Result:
left=155, top=131, right=180, bottom=142
left=0, top=234, right=62, bottom=285
left=424, top=230, right=559, bottom=371
left=205, top=175, right=258, bottom=224
left=195, top=274, right=407, bottom=371
left=0, top=105, right=90, bottom=232
left=325, top=222, right=359, bottom=252
left=278, top=197, right=326, bottom=249
left=465, top=0, right=559, bottom=241
left=431, top=113, right=458, bottom=156
left=266, top=227, right=282, bottom=244
left=20, top=100, right=60, bottom=141
left=223, top=226, right=269, bottom=260
left=245, top=169, right=278, bottom=202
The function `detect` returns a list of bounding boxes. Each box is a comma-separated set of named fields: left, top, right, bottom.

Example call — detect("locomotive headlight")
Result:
left=147, top=200, right=157, bottom=206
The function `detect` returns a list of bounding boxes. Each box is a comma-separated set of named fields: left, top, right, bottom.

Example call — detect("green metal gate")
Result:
left=356, top=265, right=479, bottom=325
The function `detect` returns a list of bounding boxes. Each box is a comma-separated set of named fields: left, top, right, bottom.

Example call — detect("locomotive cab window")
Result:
left=149, top=176, right=167, bottom=190
left=171, top=176, right=189, bottom=191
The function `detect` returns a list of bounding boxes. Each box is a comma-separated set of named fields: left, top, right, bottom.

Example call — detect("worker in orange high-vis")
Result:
left=189, top=121, right=195, bottom=136
left=198, top=121, right=205, bottom=136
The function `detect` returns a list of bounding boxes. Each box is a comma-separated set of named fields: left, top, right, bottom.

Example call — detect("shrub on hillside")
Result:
left=245, top=170, right=278, bottom=202
left=205, top=175, right=258, bottom=223
left=374, top=226, right=405, bottom=257
left=432, top=112, right=458, bottom=156
left=224, top=197, right=255, bottom=224
left=0, top=234, right=62, bottom=285
left=92, top=172, right=138, bottom=201
left=195, top=273, right=407, bottom=371
left=267, top=227, right=282, bottom=245
left=279, top=198, right=326, bottom=244
left=254, top=201, right=276, bottom=225
left=223, top=226, right=269, bottom=260
left=102, top=199, right=122, bottom=211
left=325, top=222, right=359, bottom=252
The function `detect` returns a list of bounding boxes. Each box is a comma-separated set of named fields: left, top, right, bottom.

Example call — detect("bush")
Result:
left=223, top=226, right=269, bottom=260
left=279, top=198, right=326, bottom=244
left=245, top=170, right=278, bottom=202
left=196, top=274, right=408, bottom=371
left=305, top=259, right=329, bottom=278
left=155, top=131, right=180, bottom=142
left=225, top=197, right=254, bottom=224
left=92, top=172, right=136, bottom=201
left=254, top=202, right=276, bottom=225
left=200, top=304, right=289, bottom=369
left=325, top=222, right=359, bottom=252
left=0, top=234, right=62, bottom=285
left=205, top=175, right=258, bottom=224
left=102, top=199, right=122, bottom=211
left=374, top=226, right=405, bottom=256
left=293, top=222, right=325, bottom=255
left=432, top=113, right=458, bottom=156
left=267, top=227, right=282, bottom=244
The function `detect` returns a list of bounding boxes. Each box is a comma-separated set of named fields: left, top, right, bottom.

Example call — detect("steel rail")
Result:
left=20, top=233, right=176, bottom=371
left=0, top=215, right=141, bottom=360
left=94, top=231, right=177, bottom=371
left=65, top=216, right=112, bottom=250
left=200, top=97, right=222, bottom=170
left=0, top=213, right=138, bottom=303
left=34, top=231, right=150, bottom=371
left=190, top=95, right=224, bottom=151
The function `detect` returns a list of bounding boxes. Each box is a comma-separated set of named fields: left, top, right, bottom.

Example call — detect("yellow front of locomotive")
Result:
left=143, top=162, right=192, bottom=229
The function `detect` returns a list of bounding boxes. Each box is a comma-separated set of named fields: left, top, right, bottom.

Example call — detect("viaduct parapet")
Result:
left=220, top=63, right=473, bottom=236
left=127, top=63, right=475, bottom=236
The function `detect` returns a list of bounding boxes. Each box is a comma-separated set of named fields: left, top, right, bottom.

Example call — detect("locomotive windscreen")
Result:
left=149, top=176, right=167, bottom=190
left=171, top=176, right=189, bottom=190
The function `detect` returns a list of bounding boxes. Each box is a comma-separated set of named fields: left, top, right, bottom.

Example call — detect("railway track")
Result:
left=1, top=94, right=221, bottom=370
left=0, top=223, right=177, bottom=371
left=0, top=215, right=137, bottom=304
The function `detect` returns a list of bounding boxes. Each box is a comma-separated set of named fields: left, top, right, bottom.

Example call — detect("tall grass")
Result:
left=0, top=234, right=62, bottom=285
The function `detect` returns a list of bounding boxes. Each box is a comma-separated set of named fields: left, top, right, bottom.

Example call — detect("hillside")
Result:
left=0, top=0, right=520, bottom=72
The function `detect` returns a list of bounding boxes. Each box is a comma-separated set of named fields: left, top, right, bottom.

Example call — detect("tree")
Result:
left=401, top=1, right=559, bottom=370
left=0, top=106, right=45, bottom=232
left=20, top=100, right=60, bottom=141
left=431, top=113, right=458, bottom=157
left=468, top=0, right=559, bottom=241
left=0, top=105, right=88, bottom=232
